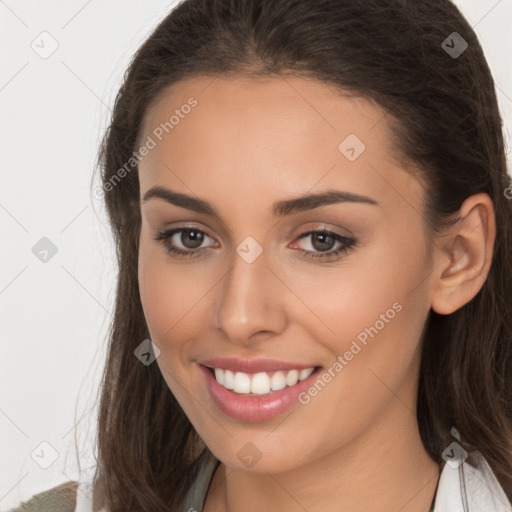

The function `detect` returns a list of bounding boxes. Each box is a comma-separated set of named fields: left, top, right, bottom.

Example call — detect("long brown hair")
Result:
left=91, top=0, right=512, bottom=509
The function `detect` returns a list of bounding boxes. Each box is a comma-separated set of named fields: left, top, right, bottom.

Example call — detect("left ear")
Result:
left=430, top=193, right=496, bottom=315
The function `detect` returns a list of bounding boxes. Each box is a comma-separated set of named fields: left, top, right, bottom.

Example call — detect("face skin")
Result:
left=136, top=74, right=495, bottom=512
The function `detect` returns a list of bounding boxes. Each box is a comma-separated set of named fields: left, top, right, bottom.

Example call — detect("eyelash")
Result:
left=154, top=227, right=357, bottom=261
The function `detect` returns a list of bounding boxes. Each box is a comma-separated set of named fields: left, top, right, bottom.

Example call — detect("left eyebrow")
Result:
left=141, top=186, right=380, bottom=217
left=273, top=189, right=380, bottom=216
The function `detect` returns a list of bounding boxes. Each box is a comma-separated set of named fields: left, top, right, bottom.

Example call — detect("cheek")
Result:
left=271, top=238, right=431, bottom=451
left=286, top=226, right=432, bottom=397
left=137, top=238, right=226, bottom=430
left=138, top=233, right=220, bottom=368
left=284, top=235, right=429, bottom=336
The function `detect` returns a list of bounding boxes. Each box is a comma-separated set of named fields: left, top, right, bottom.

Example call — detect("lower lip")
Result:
left=199, top=364, right=321, bottom=422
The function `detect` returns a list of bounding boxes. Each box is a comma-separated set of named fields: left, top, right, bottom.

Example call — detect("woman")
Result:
left=10, top=0, right=512, bottom=511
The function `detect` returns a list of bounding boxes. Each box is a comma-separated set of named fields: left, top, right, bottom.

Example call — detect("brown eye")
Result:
left=179, top=229, right=204, bottom=249
left=310, top=232, right=336, bottom=252
left=154, top=228, right=216, bottom=259
left=292, top=229, right=357, bottom=261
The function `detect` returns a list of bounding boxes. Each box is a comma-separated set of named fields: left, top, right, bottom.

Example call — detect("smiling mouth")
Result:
left=204, top=366, right=322, bottom=396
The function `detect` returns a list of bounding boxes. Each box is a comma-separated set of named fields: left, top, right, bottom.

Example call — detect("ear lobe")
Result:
left=431, top=193, right=495, bottom=316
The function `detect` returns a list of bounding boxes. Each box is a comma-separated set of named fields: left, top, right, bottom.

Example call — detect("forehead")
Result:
left=140, top=74, right=391, bottom=154
left=137, top=74, right=424, bottom=217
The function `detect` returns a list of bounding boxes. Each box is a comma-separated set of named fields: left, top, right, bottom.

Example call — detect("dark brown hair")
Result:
left=91, top=0, right=512, bottom=510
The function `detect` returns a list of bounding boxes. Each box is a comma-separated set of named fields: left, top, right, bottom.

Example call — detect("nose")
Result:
left=212, top=243, right=288, bottom=345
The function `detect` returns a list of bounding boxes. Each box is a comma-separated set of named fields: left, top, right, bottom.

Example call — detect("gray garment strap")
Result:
left=180, top=455, right=221, bottom=512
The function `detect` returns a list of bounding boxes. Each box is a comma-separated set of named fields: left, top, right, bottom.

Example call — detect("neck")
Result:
left=205, top=405, right=440, bottom=512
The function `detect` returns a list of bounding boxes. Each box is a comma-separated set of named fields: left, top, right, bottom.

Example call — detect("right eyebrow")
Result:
left=142, top=186, right=380, bottom=218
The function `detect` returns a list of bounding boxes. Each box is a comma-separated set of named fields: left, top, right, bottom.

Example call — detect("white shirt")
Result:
left=434, top=452, right=511, bottom=511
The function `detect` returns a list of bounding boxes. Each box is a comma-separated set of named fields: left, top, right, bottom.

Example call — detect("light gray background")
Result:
left=1, top=0, right=511, bottom=509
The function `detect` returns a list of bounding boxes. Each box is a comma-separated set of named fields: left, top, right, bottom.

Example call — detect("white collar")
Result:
left=434, top=452, right=511, bottom=511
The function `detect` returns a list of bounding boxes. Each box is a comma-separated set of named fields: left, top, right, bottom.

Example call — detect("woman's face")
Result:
left=137, top=74, right=435, bottom=473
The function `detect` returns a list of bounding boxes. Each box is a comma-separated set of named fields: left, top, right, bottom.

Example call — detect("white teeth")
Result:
left=233, top=372, right=251, bottom=393
left=251, top=372, right=271, bottom=395
left=224, top=370, right=235, bottom=390
left=285, top=369, right=299, bottom=387
left=214, top=368, right=224, bottom=386
left=270, top=371, right=287, bottom=391
left=299, top=367, right=314, bottom=381
left=212, top=367, right=316, bottom=395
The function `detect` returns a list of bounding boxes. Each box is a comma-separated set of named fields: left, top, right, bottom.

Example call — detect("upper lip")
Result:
left=199, top=357, right=318, bottom=373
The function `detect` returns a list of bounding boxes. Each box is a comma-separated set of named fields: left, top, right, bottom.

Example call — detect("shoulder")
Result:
left=7, top=480, right=79, bottom=512
left=7, top=472, right=107, bottom=512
